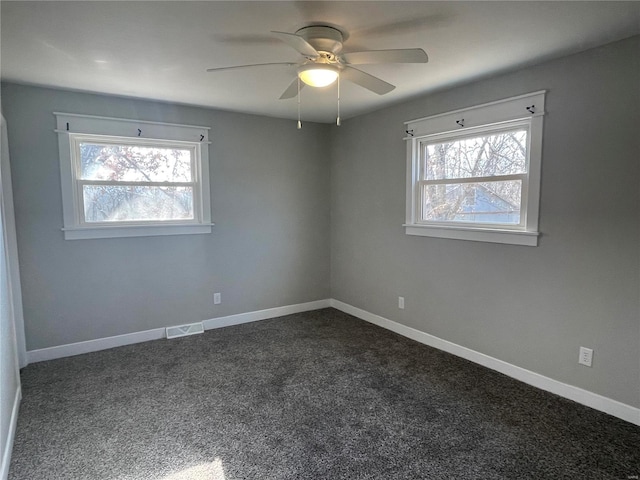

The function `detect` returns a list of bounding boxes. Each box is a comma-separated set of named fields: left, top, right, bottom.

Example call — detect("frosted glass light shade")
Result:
left=298, top=65, right=339, bottom=87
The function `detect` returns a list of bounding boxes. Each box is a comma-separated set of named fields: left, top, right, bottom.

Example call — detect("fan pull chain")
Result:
left=297, top=77, right=302, bottom=130
left=336, top=74, right=341, bottom=127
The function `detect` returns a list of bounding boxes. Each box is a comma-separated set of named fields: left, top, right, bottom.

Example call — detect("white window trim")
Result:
left=404, top=91, right=545, bottom=246
left=55, top=113, right=213, bottom=240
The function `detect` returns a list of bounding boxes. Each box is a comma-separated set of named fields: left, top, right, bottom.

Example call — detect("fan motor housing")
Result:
left=296, top=26, right=344, bottom=55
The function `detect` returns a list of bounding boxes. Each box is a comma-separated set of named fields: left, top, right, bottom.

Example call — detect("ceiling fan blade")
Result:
left=271, top=31, right=320, bottom=57
left=206, top=62, right=296, bottom=73
left=279, top=78, right=305, bottom=100
left=340, top=67, right=395, bottom=95
left=341, top=49, right=428, bottom=65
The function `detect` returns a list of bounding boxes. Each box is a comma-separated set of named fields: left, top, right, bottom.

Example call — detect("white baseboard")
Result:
left=203, top=299, right=331, bottom=330
left=330, top=299, right=640, bottom=426
left=27, top=327, right=167, bottom=363
left=27, top=299, right=332, bottom=364
left=0, top=385, right=21, bottom=480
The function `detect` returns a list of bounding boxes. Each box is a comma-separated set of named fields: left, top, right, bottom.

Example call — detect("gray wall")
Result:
left=1, top=84, right=331, bottom=351
left=330, top=36, right=640, bottom=408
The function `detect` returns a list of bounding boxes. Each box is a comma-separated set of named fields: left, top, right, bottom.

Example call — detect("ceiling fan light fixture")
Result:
left=298, top=64, right=339, bottom=87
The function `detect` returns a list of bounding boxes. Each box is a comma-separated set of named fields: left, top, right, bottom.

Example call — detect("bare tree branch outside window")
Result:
left=420, top=129, right=527, bottom=224
left=79, top=143, right=195, bottom=223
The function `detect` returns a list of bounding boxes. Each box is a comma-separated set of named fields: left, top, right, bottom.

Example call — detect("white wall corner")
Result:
left=329, top=299, right=640, bottom=426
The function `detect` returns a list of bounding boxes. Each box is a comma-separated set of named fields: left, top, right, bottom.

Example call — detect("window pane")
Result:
left=83, top=185, right=194, bottom=222
left=422, top=180, right=522, bottom=224
left=79, top=143, right=192, bottom=182
left=423, top=130, right=527, bottom=180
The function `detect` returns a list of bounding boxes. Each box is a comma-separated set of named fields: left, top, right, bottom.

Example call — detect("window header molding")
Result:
left=404, top=90, right=546, bottom=139
left=54, top=112, right=211, bottom=144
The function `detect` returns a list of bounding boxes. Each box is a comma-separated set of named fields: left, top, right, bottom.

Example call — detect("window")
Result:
left=55, top=113, right=212, bottom=240
left=404, top=91, right=545, bottom=246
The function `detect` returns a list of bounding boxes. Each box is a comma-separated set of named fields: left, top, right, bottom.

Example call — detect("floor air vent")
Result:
left=166, top=322, right=204, bottom=339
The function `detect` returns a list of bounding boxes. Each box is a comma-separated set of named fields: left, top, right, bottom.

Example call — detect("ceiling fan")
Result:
left=206, top=25, right=428, bottom=100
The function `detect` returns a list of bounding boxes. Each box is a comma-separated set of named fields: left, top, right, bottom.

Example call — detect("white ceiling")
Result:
left=2, top=1, right=639, bottom=123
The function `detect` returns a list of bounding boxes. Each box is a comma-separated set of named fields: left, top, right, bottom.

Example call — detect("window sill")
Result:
left=62, top=223, right=214, bottom=240
left=403, top=224, right=539, bottom=246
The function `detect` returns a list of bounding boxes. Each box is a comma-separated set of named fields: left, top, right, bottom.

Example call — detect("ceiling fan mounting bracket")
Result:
left=295, top=25, right=345, bottom=55
left=314, top=52, right=337, bottom=63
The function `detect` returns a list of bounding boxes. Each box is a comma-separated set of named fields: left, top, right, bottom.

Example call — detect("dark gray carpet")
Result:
left=9, top=308, right=640, bottom=479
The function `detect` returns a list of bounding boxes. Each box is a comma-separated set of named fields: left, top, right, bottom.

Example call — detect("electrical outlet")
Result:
left=578, top=346, right=593, bottom=367
left=398, top=296, right=405, bottom=309
left=213, top=292, right=221, bottom=305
